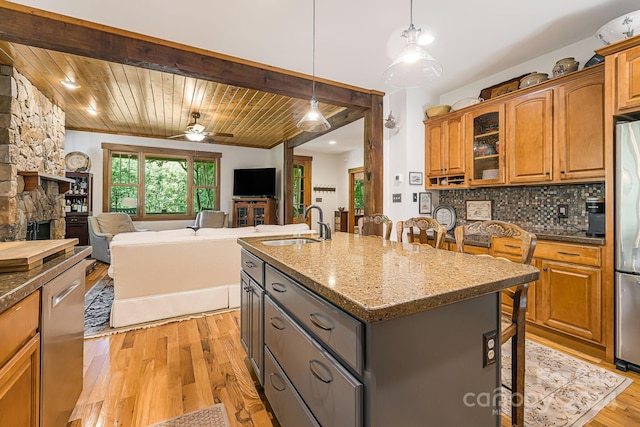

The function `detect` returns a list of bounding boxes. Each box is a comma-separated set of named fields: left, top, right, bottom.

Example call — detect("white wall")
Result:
left=65, top=130, right=281, bottom=229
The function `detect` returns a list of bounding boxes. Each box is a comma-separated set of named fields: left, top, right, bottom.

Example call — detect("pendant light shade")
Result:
left=297, top=0, right=331, bottom=133
left=383, top=1, right=442, bottom=88
left=297, top=98, right=331, bottom=132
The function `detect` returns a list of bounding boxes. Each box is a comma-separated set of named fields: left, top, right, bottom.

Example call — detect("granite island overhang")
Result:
left=238, top=232, right=539, bottom=323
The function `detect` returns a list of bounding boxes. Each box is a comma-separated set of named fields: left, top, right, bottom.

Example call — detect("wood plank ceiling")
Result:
left=0, top=41, right=347, bottom=149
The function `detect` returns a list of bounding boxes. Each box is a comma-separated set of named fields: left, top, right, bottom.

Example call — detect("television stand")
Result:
left=232, top=197, right=277, bottom=227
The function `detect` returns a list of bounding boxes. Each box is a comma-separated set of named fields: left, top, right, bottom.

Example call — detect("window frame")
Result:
left=102, top=143, right=221, bottom=221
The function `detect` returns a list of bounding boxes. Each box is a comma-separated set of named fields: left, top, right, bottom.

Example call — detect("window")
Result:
left=103, top=143, right=221, bottom=220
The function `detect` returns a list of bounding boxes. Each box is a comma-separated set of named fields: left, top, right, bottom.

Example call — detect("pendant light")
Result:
left=383, top=0, right=442, bottom=88
left=297, top=0, right=331, bottom=133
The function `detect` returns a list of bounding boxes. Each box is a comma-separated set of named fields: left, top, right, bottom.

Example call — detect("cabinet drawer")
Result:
left=241, top=249, right=264, bottom=285
left=0, top=291, right=40, bottom=368
left=492, top=237, right=524, bottom=256
left=265, top=265, right=364, bottom=374
left=265, top=297, right=362, bottom=427
left=535, top=241, right=601, bottom=267
left=264, top=347, right=320, bottom=427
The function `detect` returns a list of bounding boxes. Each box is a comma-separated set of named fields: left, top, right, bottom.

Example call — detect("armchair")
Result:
left=88, top=212, right=145, bottom=263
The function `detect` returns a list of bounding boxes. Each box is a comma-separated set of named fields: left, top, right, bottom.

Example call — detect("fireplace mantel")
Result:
left=18, top=171, right=75, bottom=193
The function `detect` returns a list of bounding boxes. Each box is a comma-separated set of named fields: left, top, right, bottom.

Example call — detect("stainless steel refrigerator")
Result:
left=615, top=120, right=640, bottom=371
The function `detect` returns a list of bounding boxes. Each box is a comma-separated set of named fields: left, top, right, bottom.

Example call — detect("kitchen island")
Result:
left=238, top=233, right=539, bottom=427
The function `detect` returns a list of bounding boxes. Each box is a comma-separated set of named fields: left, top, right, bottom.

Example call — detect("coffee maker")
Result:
left=586, top=197, right=605, bottom=237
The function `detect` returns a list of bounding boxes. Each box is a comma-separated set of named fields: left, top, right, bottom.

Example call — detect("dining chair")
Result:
left=395, top=217, right=446, bottom=249
left=357, top=213, right=393, bottom=240
left=454, top=220, right=536, bottom=427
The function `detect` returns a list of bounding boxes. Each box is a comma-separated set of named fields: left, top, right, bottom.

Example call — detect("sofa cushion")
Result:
left=113, top=228, right=195, bottom=242
left=195, top=227, right=256, bottom=237
left=196, top=211, right=228, bottom=228
left=96, top=213, right=135, bottom=235
left=256, top=224, right=310, bottom=232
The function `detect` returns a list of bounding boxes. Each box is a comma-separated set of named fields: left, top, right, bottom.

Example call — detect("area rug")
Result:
left=501, top=339, right=632, bottom=427
left=84, top=277, right=114, bottom=336
left=147, top=403, right=231, bottom=427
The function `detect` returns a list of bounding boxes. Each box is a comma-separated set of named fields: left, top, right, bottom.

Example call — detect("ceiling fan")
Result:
left=168, top=112, right=234, bottom=143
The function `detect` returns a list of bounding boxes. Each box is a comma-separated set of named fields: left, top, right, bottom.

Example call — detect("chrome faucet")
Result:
left=304, top=205, right=331, bottom=240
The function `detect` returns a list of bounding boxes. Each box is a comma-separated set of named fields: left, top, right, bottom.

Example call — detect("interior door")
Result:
left=349, top=167, right=364, bottom=233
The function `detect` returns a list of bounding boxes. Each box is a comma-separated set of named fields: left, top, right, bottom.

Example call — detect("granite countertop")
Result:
left=0, top=246, right=92, bottom=315
left=444, top=226, right=605, bottom=247
left=238, top=233, right=539, bottom=323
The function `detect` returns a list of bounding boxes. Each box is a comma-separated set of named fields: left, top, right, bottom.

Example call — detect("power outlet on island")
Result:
left=483, top=330, right=497, bottom=367
left=392, top=194, right=402, bottom=203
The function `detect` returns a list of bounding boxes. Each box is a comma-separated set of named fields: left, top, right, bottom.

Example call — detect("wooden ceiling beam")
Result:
left=0, top=3, right=383, bottom=110
left=286, top=108, right=366, bottom=148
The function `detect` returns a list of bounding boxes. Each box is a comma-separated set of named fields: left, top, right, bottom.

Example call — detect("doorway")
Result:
left=292, top=155, right=312, bottom=227
left=349, top=167, right=364, bottom=233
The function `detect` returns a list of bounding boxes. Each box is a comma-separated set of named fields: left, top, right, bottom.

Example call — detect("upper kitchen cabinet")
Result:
left=506, top=89, right=554, bottom=184
left=597, top=35, right=640, bottom=114
left=467, top=104, right=505, bottom=186
left=554, top=70, right=605, bottom=181
left=424, top=113, right=465, bottom=188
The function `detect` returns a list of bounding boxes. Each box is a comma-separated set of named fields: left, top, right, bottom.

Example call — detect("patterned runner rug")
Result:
left=147, top=404, right=231, bottom=427
left=84, top=277, right=114, bottom=336
left=501, top=339, right=632, bottom=427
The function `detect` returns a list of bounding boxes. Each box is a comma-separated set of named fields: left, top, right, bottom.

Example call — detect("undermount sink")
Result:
left=262, top=238, right=321, bottom=246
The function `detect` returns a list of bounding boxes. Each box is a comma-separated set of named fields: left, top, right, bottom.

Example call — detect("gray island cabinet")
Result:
left=238, top=233, right=539, bottom=427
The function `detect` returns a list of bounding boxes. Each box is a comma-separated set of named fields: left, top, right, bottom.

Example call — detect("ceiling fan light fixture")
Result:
left=185, top=132, right=206, bottom=142
left=383, top=1, right=443, bottom=88
left=297, top=0, right=331, bottom=133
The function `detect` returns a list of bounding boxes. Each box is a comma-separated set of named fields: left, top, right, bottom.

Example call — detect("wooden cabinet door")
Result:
left=539, top=260, right=602, bottom=343
left=506, top=89, right=553, bottom=184
left=445, top=115, right=465, bottom=175
left=425, top=120, right=444, bottom=176
left=555, top=71, right=605, bottom=181
left=617, top=45, right=640, bottom=112
left=0, top=334, right=40, bottom=427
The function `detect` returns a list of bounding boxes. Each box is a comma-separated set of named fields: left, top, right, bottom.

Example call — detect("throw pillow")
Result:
left=197, top=211, right=228, bottom=228
left=96, top=213, right=135, bottom=235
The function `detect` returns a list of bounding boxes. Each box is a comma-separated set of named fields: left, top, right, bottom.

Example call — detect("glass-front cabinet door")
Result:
left=253, top=206, right=266, bottom=225
left=467, top=104, right=505, bottom=186
left=236, top=205, right=249, bottom=227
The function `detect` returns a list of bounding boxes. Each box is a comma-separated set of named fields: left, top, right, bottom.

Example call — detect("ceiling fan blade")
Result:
left=168, top=134, right=186, bottom=139
left=209, top=132, right=234, bottom=138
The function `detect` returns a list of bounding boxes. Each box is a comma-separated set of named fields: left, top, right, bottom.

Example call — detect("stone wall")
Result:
left=0, top=65, right=66, bottom=241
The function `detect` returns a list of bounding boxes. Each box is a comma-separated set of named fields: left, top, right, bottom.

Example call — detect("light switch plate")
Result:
left=413, top=193, right=417, bottom=202
left=392, top=194, right=402, bottom=203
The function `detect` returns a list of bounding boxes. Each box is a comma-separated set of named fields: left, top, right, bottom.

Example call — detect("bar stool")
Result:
left=396, top=217, right=446, bottom=249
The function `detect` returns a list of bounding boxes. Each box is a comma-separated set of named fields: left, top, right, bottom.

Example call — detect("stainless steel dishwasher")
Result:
left=41, top=261, right=85, bottom=427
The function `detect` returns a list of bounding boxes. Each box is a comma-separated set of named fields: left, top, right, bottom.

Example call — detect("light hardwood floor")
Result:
left=72, top=264, right=640, bottom=426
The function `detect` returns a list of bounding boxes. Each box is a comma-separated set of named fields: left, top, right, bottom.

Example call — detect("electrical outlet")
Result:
left=413, top=193, right=418, bottom=202
left=316, top=197, right=322, bottom=203
left=483, top=331, right=497, bottom=367
left=392, top=193, right=402, bottom=203
left=557, top=204, right=568, bottom=218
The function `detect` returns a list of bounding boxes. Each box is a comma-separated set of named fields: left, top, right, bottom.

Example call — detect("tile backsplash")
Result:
left=437, top=183, right=605, bottom=230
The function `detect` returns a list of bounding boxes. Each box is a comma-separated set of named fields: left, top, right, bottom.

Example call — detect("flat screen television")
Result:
left=233, top=167, right=276, bottom=198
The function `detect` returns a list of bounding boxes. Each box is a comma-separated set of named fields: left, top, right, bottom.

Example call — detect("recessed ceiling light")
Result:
left=86, top=107, right=98, bottom=115
left=60, top=80, right=80, bottom=89
left=328, top=140, right=337, bottom=145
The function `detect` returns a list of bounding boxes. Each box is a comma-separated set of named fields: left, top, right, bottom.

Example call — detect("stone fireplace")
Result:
left=0, top=65, right=66, bottom=241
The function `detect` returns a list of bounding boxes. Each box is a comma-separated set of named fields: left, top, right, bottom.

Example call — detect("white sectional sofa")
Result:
left=107, top=224, right=315, bottom=327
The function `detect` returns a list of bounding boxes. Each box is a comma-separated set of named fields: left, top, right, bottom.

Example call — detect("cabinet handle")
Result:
left=557, top=251, right=580, bottom=257
left=543, top=268, right=548, bottom=271
left=309, top=313, right=335, bottom=331
left=243, top=260, right=257, bottom=269
left=545, top=171, right=550, bottom=175
left=270, top=282, right=288, bottom=293
left=309, top=360, right=333, bottom=384
left=560, top=170, right=566, bottom=174
left=269, top=373, right=286, bottom=392
left=243, top=286, right=251, bottom=292
left=504, top=244, right=520, bottom=249
left=269, top=317, right=286, bottom=330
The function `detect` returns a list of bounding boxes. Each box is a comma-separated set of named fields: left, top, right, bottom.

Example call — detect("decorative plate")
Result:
left=65, top=151, right=91, bottom=172
left=432, top=205, right=457, bottom=232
